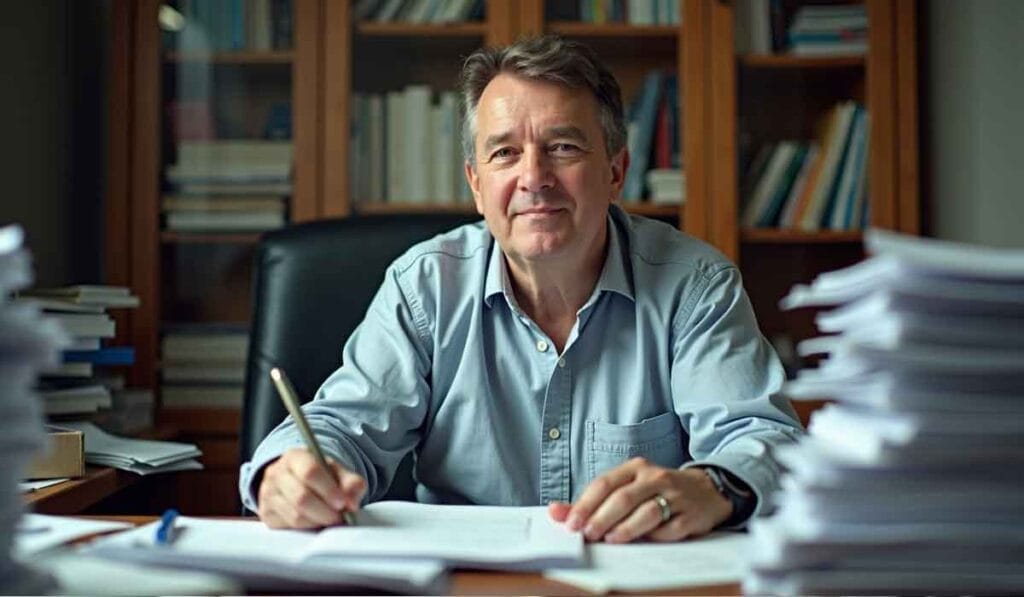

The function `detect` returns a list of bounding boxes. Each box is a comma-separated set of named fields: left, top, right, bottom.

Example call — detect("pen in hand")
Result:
left=269, top=366, right=358, bottom=526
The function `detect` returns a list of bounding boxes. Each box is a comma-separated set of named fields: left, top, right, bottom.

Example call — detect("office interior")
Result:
left=1, top=1, right=1022, bottom=587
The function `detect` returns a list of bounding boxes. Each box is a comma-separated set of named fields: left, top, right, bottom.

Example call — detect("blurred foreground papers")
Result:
left=746, top=229, right=1024, bottom=595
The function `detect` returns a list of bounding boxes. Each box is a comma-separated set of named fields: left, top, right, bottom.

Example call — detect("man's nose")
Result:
left=518, top=148, right=555, bottom=193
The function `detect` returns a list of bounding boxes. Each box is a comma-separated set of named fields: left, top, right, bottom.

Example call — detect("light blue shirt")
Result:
left=240, top=205, right=803, bottom=523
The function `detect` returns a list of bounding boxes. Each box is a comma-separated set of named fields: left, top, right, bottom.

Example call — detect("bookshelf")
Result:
left=107, top=0, right=917, bottom=514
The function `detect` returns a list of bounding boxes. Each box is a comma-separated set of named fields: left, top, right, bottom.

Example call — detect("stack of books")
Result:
left=546, top=0, right=681, bottom=25
left=0, top=225, right=65, bottom=593
left=164, top=140, right=291, bottom=232
left=17, top=286, right=144, bottom=420
left=741, top=101, right=868, bottom=231
left=788, top=4, right=868, bottom=56
left=746, top=229, right=1024, bottom=595
left=355, top=0, right=483, bottom=23
left=161, top=325, right=249, bottom=410
left=623, top=70, right=681, bottom=203
left=350, top=87, right=470, bottom=205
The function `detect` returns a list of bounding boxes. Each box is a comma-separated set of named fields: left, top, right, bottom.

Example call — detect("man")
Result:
left=240, top=35, right=802, bottom=543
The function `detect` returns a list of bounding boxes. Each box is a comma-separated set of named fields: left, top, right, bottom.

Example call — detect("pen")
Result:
left=155, top=508, right=181, bottom=545
left=270, top=366, right=357, bottom=526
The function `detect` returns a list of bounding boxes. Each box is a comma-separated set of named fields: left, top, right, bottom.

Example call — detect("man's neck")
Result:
left=504, top=232, right=608, bottom=353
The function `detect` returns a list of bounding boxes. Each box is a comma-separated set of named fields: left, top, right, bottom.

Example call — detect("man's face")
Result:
left=466, top=74, right=627, bottom=266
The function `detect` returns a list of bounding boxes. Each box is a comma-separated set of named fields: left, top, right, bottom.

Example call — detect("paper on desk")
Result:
left=19, top=478, right=68, bottom=492
left=87, top=515, right=448, bottom=594
left=60, top=421, right=202, bottom=473
left=303, top=501, right=584, bottom=570
left=14, top=513, right=132, bottom=556
left=27, top=551, right=239, bottom=596
left=544, top=532, right=749, bottom=594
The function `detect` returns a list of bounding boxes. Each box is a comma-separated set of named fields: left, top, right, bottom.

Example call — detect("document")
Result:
left=60, top=421, right=203, bottom=474
left=88, top=515, right=448, bottom=594
left=14, top=514, right=132, bottom=556
left=27, top=551, right=239, bottom=596
left=301, top=501, right=584, bottom=569
left=544, top=532, right=750, bottom=594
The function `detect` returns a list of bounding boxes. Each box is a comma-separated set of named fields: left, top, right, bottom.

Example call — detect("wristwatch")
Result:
left=701, top=466, right=756, bottom=527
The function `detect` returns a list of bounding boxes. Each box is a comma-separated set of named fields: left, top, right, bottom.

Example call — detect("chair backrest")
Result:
left=241, top=213, right=481, bottom=500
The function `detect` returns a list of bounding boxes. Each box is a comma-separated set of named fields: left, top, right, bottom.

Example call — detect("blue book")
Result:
left=623, top=70, right=665, bottom=200
left=63, top=346, right=136, bottom=366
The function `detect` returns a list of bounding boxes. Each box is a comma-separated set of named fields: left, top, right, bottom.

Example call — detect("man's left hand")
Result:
left=548, top=457, right=732, bottom=543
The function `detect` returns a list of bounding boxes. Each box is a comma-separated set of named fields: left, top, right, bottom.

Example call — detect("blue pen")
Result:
left=155, top=508, right=181, bottom=545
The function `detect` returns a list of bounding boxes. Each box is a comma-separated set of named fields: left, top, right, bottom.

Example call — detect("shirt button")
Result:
left=558, top=358, right=566, bottom=368
left=536, top=340, right=549, bottom=352
left=548, top=427, right=561, bottom=440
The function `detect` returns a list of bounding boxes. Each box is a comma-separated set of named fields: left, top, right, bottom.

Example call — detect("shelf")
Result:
left=164, top=50, right=294, bottom=64
left=160, top=231, right=265, bottom=245
left=739, top=54, right=865, bottom=69
left=621, top=203, right=680, bottom=217
left=741, top=229, right=863, bottom=244
left=356, top=202, right=478, bottom=215
left=547, top=22, right=679, bottom=38
left=355, top=21, right=487, bottom=37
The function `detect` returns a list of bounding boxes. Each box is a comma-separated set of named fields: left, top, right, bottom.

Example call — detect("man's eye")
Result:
left=491, top=148, right=517, bottom=160
left=551, top=143, right=581, bottom=154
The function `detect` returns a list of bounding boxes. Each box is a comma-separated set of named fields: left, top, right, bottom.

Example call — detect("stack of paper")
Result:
left=0, top=225, right=69, bottom=593
left=61, top=421, right=202, bottom=475
left=746, top=229, right=1024, bottom=595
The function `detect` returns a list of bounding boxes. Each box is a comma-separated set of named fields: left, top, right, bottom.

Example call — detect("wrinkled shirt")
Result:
left=240, top=205, right=803, bottom=523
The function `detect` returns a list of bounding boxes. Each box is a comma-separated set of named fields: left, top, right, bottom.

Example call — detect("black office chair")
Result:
left=241, top=213, right=481, bottom=503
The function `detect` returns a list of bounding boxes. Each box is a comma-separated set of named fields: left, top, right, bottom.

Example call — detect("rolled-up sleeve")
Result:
left=238, top=264, right=432, bottom=513
left=670, top=266, right=804, bottom=525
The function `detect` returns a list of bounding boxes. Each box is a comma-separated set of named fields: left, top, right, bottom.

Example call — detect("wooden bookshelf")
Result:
left=739, top=54, right=865, bottom=69
left=355, top=22, right=487, bottom=37
left=546, top=23, right=678, bottom=37
left=741, top=229, right=863, bottom=244
left=163, top=50, right=294, bottom=64
left=159, top=231, right=264, bottom=245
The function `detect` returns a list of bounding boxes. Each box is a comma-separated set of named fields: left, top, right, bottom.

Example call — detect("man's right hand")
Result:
left=256, top=447, right=366, bottom=529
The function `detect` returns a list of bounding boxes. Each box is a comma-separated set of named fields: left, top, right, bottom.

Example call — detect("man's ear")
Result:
left=610, top=148, right=629, bottom=201
left=465, top=160, right=484, bottom=215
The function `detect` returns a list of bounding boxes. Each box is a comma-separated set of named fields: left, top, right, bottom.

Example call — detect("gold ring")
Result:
left=653, top=494, right=671, bottom=523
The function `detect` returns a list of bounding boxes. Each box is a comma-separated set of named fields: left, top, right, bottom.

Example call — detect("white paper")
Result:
left=865, top=227, right=1024, bottom=279
left=88, top=515, right=447, bottom=594
left=14, top=513, right=132, bottom=556
left=60, top=421, right=201, bottom=467
left=19, top=478, right=68, bottom=492
left=304, top=501, right=584, bottom=569
left=27, top=551, right=239, bottom=596
left=544, top=532, right=749, bottom=593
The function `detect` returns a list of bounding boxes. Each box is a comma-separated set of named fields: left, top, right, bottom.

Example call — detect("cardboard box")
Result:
left=26, top=426, right=85, bottom=479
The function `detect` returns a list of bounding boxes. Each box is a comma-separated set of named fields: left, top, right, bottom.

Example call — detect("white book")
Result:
left=163, top=364, right=246, bottom=384
left=166, top=211, right=285, bottom=231
left=48, top=313, right=116, bottom=339
left=403, top=85, right=433, bottom=203
left=162, top=385, right=244, bottom=408
left=385, top=90, right=405, bottom=201
left=433, top=92, right=458, bottom=201
left=367, top=94, right=385, bottom=201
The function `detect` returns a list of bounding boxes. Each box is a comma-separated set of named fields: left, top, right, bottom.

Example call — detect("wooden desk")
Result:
left=26, top=467, right=143, bottom=515
left=76, top=515, right=742, bottom=596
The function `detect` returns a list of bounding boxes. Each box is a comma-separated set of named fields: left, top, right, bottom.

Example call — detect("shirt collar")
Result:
left=482, top=205, right=636, bottom=309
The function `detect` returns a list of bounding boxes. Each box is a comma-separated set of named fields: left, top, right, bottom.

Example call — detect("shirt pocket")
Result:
left=586, top=411, right=685, bottom=480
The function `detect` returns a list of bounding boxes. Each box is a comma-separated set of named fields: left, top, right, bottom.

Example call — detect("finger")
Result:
left=646, top=511, right=714, bottom=543
left=604, top=496, right=669, bottom=544
left=276, top=465, right=344, bottom=527
left=567, top=457, right=647, bottom=531
left=333, top=462, right=367, bottom=511
left=582, top=480, right=658, bottom=542
left=286, top=451, right=347, bottom=511
left=263, top=488, right=325, bottom=529
left=548, top=501, right=572, bottom=523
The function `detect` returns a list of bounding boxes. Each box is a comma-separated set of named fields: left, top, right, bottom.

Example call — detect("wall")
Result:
left=0, top=2, right=108, bottom=286
left=925, top=0, right=1024, bottom=248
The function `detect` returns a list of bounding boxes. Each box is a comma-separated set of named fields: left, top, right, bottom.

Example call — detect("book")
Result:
left=799, top=102, right=857, bottom=231
left=46, top=312, right=116, bottom=339
left=165, top=211, right=285, bottom=231
left=63, top=346, right=135, bottom=367
left=21, top=285, right=139, bottom=308
left=161, top=196, right=286, bottom=213
left=742, top=141, right=798, bottom=227
left=623, top=71, right=665, bottom=201
left=162, top=385, right=245, bottom=409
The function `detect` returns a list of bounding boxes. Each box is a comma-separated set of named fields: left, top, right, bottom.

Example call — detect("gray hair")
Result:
left=459, top=35, right=626, bottom=165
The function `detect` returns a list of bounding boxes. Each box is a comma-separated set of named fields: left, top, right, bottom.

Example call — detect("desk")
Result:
left=26, top=467, right=144, bottom=515
left=80, top=515, right=742, bottom=595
